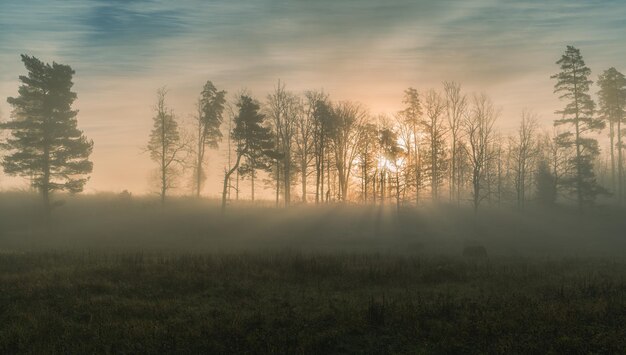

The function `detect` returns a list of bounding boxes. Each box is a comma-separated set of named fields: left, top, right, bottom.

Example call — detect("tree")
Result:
left=422, top=89, right=448, bottom=201
left=444, top=81, right=467, bottom=204
left=464, top=93, right=499, bottom=213
left=379, top=125, right=405, bottom=210
left=551, top=45, right=606, bottom=209
left=294, top=91, right=319, bottom=203
left=311, top=94, right=332, bottom=204
left=510, top=110, right=539, bottom=210
left=266, top=81, right=299, bottom=207
left=1, top=55, right=93, bottom=216
left=398, top=88, right=423, bottom=205
left=328, top=101, right=367, bottom=201
left=535, top=159, right=557, bottom=207
left=147, top=88, right=188, bottom=204
left=221, top=94, right=272, bottom=212
left=597, top=67, right=626, bottom=204
left=356, top=123, right=379, bottom=203
left=193, top=80, right=226, bottom=197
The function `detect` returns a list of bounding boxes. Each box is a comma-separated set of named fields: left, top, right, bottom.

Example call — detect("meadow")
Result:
left=0, top=192, right=625, bottom=353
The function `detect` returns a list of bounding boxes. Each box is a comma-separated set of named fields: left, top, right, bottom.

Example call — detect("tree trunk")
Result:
left=301, top=159, right=307, bottom=203
left=284, top=151, right=291, bottom=206
left=222, top=151, right=245, bottom=213
left=161, top=112, right=167, bottom=205
left=610, top=121, right=615, bottom=193
left=618, top=119, right=623, bottom=204
left=275, top=162, right=280, bottom=207
left=251, top=166, right=255, bottom=202
left=196, top=121, right=204, bottom=197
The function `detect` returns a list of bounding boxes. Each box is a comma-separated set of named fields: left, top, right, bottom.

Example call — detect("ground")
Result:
left=0, top=193, right=624, bottom=353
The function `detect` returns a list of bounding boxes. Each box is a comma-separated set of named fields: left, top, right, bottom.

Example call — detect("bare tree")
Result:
left=328, top=101, right=368, bottom=201
left=147, top=88, right=189, bottom=204
left=464, top=93, right=499, bottom=213
left=423, top=89, right=448, bottom=201
left=510, top=110, right=539, bottom=210
left=266, top=81, right=299, bottom=206
left=294, top=91, right=321, bottom=203
left=444, top=81, right=468, bottom=204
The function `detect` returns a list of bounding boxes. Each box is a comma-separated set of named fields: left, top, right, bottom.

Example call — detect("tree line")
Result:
left=1, top=46, right=625, bottom=215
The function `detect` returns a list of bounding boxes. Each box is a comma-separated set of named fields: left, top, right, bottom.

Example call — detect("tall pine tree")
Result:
left=221, top=94, right=272, bottom=212
left=1, top=55, right=93, bottom=215
left=597, top=67, right=626, bottom=204
left=551, top=46, right=605, bottom=209
left=194, top=80, right=226, bottom=197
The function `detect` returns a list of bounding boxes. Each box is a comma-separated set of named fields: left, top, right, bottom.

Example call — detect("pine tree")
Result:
left=551, top=46, right=605, bottom=209
left=597, top=67, right=626, bottom=204
left=1, top=55, right=93, bottom=216
left=221, top=94, right=272, bottom=212
left=194, top=80, right=226, bottom=197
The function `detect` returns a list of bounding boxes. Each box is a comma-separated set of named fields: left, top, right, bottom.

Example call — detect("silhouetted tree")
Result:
left=444, top=81, right=467, bottom=204
left=398, top=87, right=423, bottom=205
left=193, top=80, right=226, bottom=197
left=464, top=93, right=499, bottom=213
left=147, top=88, right=187, bottom=204
left=1, top=55, right=93, bottom=216
left=379, top=125, right=405, bottom=210
left=294, top=91, right=320, bottom=203
left=551, top=46, right=605, bottom=209
left=266, top=81, right=299, bottom=206
left=597, top=67, right=626, bottom=204
left=357, top=123, right=379, bottom=203
left=328, top=101, right=367, bottom=201
left=510, top=110, right=539, bottom=210
left=423, top=89, right=448, bottom=201
left=535, top=158, right=557, bottom=207
left=311, top=94, right=332, bottom=204
left=221, top=94, right=272, bottom=212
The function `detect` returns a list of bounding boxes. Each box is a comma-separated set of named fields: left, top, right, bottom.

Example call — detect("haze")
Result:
left=1, top=0, right=625, bottom=195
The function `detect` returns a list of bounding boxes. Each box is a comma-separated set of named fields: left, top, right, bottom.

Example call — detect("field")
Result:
left=0, top=193, right=625, bottom=353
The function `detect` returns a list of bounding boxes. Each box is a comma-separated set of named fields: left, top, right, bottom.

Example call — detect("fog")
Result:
left=1, top=1, right=626, bottom=353
left=1, top=192, right=624, bottom=258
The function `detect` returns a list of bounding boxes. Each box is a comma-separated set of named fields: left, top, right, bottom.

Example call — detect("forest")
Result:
left=3, top=46, right=625, bottom=213
left=0, top=45, right=625, bottom=353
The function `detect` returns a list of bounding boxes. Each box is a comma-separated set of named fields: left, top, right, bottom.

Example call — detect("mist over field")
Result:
left=1, top=0, right=626, bottom=353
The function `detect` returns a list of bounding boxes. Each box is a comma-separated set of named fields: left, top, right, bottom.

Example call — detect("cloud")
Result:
left=1, top=0, right=626, bottom=192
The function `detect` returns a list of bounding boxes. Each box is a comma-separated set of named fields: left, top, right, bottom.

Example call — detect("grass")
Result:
left=0, top=252, right=625, bottom=354
left=0, top=192, right=625, bottom=353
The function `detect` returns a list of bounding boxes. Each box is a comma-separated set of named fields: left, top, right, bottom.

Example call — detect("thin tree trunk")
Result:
left=42, top=143, right=51, bottom=219
left=251, top=166, right=255, bottom=202
left=610, top=121, right=615, bottom=193
left=618, top=119, right=623, bottom=204
left=161, top=113, right=166, bottom=205
left=301, top=160, right=307, bottom=203
left=284, top=150, right=291, bottom=206
left=196, top=119, right=204, bottom=197
left=222, top=151, right=245, bottom=213
left=276, top=162, right=280, bottom=207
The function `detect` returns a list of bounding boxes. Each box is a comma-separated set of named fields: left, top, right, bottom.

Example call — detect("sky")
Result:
left=1, top=0, right=625, bottom=196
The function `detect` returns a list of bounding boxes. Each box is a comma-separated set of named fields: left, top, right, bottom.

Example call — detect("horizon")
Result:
left=1, top=0, right=626, bottom=195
